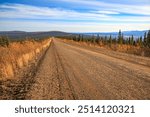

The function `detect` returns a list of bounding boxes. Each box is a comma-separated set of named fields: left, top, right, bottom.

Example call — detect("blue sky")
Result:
left=0, top=0, right=150, bottom=32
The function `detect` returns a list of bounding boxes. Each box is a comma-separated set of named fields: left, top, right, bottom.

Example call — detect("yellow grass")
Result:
left=0, top=39, right=51, bottom=79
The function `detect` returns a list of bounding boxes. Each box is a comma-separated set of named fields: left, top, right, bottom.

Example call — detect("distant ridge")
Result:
left=0, top=31, right=72, bottom=40
left=0, top=30, right=148, bottom=40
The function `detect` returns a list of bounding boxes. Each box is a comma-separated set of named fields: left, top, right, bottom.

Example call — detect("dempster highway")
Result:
left=0, top=39, right=150, bottom=100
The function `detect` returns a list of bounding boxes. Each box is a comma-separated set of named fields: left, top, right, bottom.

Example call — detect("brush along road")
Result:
left=0, top=39, right=150, bottom=99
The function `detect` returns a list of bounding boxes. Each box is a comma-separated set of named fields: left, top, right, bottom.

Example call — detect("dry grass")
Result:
left=69, top=40, right=150, bottom=57
left=0, top=39, right=51, bottom=79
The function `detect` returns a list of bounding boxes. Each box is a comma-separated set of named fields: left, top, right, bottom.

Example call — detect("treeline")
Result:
left=58, top=30, right=150, bottom=48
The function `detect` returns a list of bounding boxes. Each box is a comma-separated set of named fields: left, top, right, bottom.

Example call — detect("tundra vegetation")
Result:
left=57, top=30, right=150, bottom=57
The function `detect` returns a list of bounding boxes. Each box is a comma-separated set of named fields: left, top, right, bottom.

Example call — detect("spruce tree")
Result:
left=139, top=36, right=143, bottom=47
left=147, top=30, right=150, bottom=48
left=131, top=35, right=134, bottom=45
left=128, top=37, right=131, bottom=45
left=143, top=32, right=147, bottom=47
left=118, top=30, right=123, bottom=45
left=96, top=34, right=100, bottom=44
left=109, top=35, right=112, bottom=45
left=126, top=38, right=129, bottom=45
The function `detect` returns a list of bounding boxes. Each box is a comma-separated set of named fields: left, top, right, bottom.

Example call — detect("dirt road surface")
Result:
left=0, top=39, right=150, bottom=99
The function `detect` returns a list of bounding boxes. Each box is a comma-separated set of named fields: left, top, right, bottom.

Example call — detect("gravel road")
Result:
left=1, top=39, right=150, bottom=99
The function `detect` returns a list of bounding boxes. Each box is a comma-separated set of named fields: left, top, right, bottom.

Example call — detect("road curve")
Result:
left=28, top=39, right=150, bottom=100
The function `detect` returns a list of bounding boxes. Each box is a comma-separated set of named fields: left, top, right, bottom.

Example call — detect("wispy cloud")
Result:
left=91, top=10, right=120, bottom=15
left=58, top=0, right=150, bottom=15
left=0, top=4, right=109, bottom=20
left=0, top=1, right=150, bottom=32
left=0, top=3, right=150, bottom=23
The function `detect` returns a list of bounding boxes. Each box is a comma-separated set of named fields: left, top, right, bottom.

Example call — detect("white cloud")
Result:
left=58, top=0, right=150, bottom=15
left=0, top=3, right=150, bottom=23
left=92, top=10, right=120, bottom=15
left=0, top=2, right=150, bottom=32
left=0, top=4, right=109, bottom=20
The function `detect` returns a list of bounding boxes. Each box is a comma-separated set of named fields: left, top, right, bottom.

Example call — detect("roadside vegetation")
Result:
left=0, top=36, right=10, bottom=47
left=57, top=30, right=150, bottom=57
left=0, top=37, right=51, bottom=79
left=0, top=35, right=51, bottom=46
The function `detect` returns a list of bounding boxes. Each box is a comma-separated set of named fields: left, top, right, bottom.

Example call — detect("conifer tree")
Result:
left=147, top=30, right=150, bottom=48
left=126, top=38, right=129, bottom=45
left=139, top=36, right=143, bottom=47
left=96, top=34, right=100, bottom=44
left=143, top=32, right=147, bottom=47
left=131, top=35, right=134, bottom=45
left=118, top=30, right=123, bottom=45
left=109, top=35, right=112, bottom=45
left=128, top=37, right=131, bottom=45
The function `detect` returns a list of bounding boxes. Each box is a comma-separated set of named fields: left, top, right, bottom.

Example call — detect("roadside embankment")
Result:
left=0, top=39, right=51, bottom=79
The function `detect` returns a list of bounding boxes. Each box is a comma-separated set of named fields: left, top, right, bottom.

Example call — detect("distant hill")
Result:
left=0, top=31, right=72, bottom=40
left=0, top=30, right=148, bottom=40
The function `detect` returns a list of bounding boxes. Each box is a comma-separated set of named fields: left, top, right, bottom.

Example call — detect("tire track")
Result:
left=53, top=43, right=77, bottom=99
